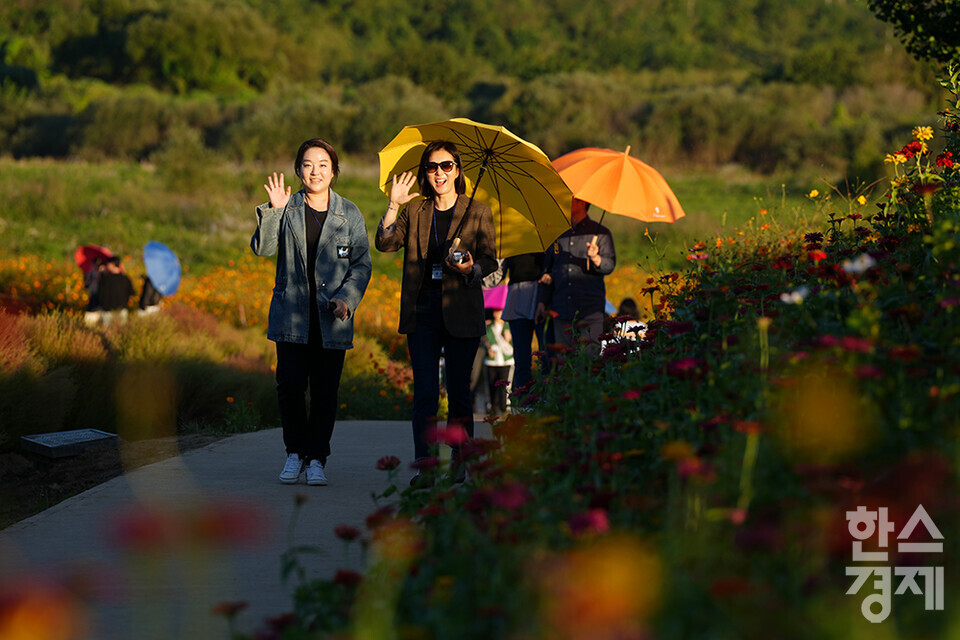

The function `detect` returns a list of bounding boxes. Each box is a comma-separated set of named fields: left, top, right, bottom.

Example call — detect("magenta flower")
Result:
left=568, top=508, right=611, bottom=537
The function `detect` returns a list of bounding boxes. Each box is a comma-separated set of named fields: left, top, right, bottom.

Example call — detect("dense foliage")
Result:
left=0, top=0, right=944, bottom=179
left=868, top=0, right=960, bottom=67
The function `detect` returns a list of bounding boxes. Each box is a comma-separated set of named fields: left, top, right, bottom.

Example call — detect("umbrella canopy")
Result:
left=142, top=241, right=181, bottom=296
left=552, top=146, right=686, bottom=223
left=73, top=245, right=114, bottom=273
left=483, top=284, right=508, bottom=310
left=378, top=118, right=572, bottom=258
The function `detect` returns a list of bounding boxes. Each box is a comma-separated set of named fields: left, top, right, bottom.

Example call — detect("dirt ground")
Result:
left=0, top=434, right=223, bottom=530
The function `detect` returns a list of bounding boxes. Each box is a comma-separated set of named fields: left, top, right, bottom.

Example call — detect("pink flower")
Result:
left=855, top=365, right=884, bottom=380
left=622, top=389, right=641, bottom=400
left=568, top=509, right=611, bottom=537
left=425, top=424, right=469, bottom=446
left=489, top=483, right=531, bottom=510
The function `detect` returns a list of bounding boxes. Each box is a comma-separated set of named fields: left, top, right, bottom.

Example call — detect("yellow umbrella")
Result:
left=378, top=118, right=572, bottom=258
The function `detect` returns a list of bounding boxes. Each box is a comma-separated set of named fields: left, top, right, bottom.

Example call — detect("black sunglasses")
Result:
left=425, top=160, right=457, bottom=174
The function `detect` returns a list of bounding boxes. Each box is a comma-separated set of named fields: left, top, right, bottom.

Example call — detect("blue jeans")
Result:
left=507, top=317, right=544, bottom=393
left=407, top=292, right=479, bottom=461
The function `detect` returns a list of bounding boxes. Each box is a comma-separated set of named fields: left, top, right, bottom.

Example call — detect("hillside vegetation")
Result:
left=0, top=0, right=944, bottom=181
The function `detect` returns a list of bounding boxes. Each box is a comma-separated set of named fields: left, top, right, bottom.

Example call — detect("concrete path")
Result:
left=0, top=420, right=491, bottom=639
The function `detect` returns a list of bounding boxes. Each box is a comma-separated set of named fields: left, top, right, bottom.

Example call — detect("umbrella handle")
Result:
left=591, top=234, right=599, bottom=245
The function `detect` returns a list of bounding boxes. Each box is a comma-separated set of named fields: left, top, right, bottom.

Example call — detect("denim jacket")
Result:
left=251, top=189, right=372, bottom=349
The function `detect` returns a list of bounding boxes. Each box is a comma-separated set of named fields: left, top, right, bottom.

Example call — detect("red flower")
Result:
left=333, top=569, right=363, bottom=589
left=936, top=151, right=954, bottom=167
left=334, top=524, right=361, bottom=541
left=211, top=600, right=248, bottom=618
left=807, top=249, right=827, bottom=263
left=622, top=389, right=641, bottom=400
left=376, top=455, right=401, bottom=471
left=733, top=420, right=762, bottom=435
left=365, top=506, right=396, bottom=531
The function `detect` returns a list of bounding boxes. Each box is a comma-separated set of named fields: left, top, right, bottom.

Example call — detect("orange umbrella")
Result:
left=552, top=146, right=686, bottom=224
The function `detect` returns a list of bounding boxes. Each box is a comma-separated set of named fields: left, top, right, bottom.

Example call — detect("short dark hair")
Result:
left=294, top=138, right=340, bottom=180
left=417, top=140, right=466, bottom=199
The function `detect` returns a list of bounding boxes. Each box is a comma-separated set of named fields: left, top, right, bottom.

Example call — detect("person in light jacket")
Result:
left=251, top=138, right=371, bottom=486
left=376, top=140, right=497, bottom=485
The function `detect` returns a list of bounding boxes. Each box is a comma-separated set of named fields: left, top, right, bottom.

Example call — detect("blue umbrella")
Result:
left=143, top=241, right=181, bottom=296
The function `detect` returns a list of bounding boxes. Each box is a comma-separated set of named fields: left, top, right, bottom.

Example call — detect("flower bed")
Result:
left=229, top=71, right=960, bottom=639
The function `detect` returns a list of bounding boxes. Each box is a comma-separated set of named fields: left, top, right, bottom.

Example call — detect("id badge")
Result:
left=431, top=263, right=443, bottom=280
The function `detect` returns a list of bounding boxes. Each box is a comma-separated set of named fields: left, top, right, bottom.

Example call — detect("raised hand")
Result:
left=389, top=172, right=420, bottom=207
left=264, top=172, right=291, bottom=209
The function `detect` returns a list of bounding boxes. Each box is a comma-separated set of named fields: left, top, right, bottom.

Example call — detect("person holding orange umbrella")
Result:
left=536, top=197, right=616, bottom=354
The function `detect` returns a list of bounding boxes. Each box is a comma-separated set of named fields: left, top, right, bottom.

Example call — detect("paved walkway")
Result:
left=0, top=421, right=491, bottom=639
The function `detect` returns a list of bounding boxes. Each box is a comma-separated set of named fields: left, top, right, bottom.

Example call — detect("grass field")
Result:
left=0, top=157, right=835, bottom=278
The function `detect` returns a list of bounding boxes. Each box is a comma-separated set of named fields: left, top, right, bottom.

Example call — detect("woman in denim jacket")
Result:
left=251, top=138, right=372, bottom=486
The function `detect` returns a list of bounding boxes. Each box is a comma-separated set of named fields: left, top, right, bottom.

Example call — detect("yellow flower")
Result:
left=913, top=126, right=934, bottom=142
left=885, top=153, right=907, bottom=165
left=807, top=189, right=819, bottom=198
left=857, top=195, right=867, bottom=206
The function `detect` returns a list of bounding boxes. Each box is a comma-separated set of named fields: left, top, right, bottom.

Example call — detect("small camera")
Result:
left=451, top=250, right=467, bottom=264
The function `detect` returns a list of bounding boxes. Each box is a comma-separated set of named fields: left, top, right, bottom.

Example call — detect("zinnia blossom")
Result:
left=913, top=125, right=934, bottom=141
left=568, top=509, right=611, bottom=537
left=376, top=455, right=401, bottom=471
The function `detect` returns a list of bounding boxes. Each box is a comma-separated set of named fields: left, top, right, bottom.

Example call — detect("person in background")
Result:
left=537, top=197, right=616, bottom=355
left=97, top=256, right=136, bottom=326
left=483, top=307, right=514, bottom=415
left=614, top=297, right=646, bottom=339
left=83, top=257, right=105, bottom=326
left=138, top=275, right=163, bottom=314
left=376, top=140, right=497, bottom=486
left=500, top=252, right=545, bottom=397
left=251, top=137, right=372, bottom=487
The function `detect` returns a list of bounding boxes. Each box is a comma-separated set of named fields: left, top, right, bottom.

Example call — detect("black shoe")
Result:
left=410, top=471, right=435, bottom=488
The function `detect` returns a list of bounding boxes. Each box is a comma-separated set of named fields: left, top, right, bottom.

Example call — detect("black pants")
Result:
left=275, top=338, right=346, bottom=465
left=486, top=364, right=512, bottom=415
left=507, top=317, right=544, bottom=392
left=407, top=293, right=479, bottom=461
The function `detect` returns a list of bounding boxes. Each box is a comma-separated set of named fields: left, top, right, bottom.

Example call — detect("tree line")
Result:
left=0, top=0, right=948, bottom=181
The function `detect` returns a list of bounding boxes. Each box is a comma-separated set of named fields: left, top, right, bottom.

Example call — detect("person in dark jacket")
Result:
left=251, top=138, right=372, bottom=487
left=376, top=140, right=497, bottom=485
left=537, top=198, right=616, bottom=353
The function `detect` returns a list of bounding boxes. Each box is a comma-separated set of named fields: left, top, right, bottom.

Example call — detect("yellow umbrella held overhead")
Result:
left=378, top=118, right=572, bottom=259
left=552, top=146, right=686, bottom=235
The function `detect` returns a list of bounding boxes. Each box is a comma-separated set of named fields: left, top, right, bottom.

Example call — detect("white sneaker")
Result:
left=279, top=453, right=304, bottom=484
left=306, top=460, right=328, bottom=486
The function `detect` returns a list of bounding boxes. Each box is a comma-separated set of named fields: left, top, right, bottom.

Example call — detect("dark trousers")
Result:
left=407, top=294, right=479, bottom=461
left=507, top=317, right=544, bottom=392
left=486, top=364, right=512, bottom=414
left=276, top=338, right=346, bottom=465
